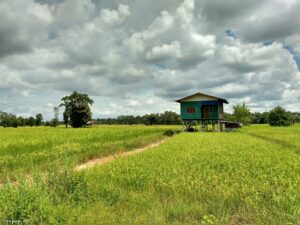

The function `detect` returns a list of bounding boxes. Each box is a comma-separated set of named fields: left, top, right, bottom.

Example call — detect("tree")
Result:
left=10, top=115, right=19, bottom=128
left=63, top=111, right=70, bottom=128
left=0, top=112, right=10, bottom=127
left=224, top=112, right=234, bottom=122
left=250, top=112, right=269, bottom=124
left=60, top=91, right=94, bottom=128
left=269, top=106, right=293, bottom=126
left=50, top=118, right=59, bottom=127
left=160, top=111, right=181, bottom=125
left=293, top=112, right=300, bottom=123
left=146, top=114, right=158, bottom=125
left=17, top=116, right=25, bottom=126
left=35, top=113, right=43, bottom=126
left=28, top=117, right=36, bottom=127
left=95, top=111, right=183, bottom=125
left=232, top=102, right=251, bottom=125
left=262, top=112, right=270, bottom=124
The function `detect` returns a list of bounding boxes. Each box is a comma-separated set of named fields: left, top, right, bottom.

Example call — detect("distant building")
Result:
left=176, top=92, right=229, bottom=131
left=86, top=121, right=97, bottom=126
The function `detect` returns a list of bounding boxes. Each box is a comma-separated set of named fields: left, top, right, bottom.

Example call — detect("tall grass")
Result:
left=0, top=125, right=179, bottom=183
left=0, top=125, right=299, bottom=224
left=244, top=124, right=300, bottom=152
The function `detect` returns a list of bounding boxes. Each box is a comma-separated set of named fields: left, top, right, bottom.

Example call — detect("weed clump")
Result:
left=164, top=129, right=181, bottom=136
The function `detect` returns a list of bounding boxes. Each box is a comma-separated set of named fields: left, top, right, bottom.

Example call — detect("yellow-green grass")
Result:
left=244, top=124, right=300, bottom=152
left=0, top=125, right=299, bottom=224
left=0, top=125, right=179, bottom=183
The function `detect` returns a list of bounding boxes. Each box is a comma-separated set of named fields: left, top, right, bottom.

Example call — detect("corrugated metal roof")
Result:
left=175, top=92, right=229, bottom=104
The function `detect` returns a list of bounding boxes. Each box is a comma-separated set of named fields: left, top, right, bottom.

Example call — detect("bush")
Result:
left=0, top=183, right=50, bottom=224
left=269, top=106, right=293, bottom=126
left=50, top=118, right=59, bottom=127
left=186, top=126, right=196, bottom=132
left=164, top=129, right=175, bottom=136
left=232, top=103, right=251, bottom=125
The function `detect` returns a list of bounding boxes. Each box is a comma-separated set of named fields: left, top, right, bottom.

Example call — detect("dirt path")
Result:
left=74, top=138, right=167, bottom=171
left=0, top=139, right=168, bottom=188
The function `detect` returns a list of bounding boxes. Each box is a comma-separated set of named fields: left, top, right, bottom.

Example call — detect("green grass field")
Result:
left=0, top=125, right=299, bottom=224
left=0, top=126, right=177, bottom=183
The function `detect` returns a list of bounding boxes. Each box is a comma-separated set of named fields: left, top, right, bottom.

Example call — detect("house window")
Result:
left=187, top=107, right=196, bottom=114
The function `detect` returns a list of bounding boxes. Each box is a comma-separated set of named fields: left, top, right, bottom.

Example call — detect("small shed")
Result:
left=86, top=120, right=97, bottom=126
left=221, top=121, right=243, bottom=131
left=176, top=92, right=229, bottom=131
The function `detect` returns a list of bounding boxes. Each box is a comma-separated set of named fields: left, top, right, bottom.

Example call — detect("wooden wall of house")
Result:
left=180, top=101, right=201, bottom=120
left=180, top=101, right=223, bottom=120
left=201, top=104, right=219, bottom=120
left=218, top=103, right=224, bottom=119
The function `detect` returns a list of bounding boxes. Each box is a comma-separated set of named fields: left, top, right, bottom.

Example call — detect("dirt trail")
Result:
left=0, top=174, right=32, bottom=188
left=74, top=138, right=167, bottom=171
left=0, top=138, right=167, bottom=188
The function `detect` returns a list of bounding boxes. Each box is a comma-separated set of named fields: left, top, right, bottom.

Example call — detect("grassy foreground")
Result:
left=244, top=124, right=300, bottom=152
left=0, top=126, right=178, bottom=183
left=0, top=125, right=299, bottom=224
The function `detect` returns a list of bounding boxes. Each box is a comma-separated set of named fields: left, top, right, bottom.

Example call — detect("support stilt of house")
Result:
left=182, top=119, right=225, bottom=132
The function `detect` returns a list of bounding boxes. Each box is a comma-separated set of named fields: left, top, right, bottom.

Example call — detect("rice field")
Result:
left=0, top=126, right=178, bottom=183
left=244, top=124, right=300, bottom=152
left=0, top=125, right=299, bottom=224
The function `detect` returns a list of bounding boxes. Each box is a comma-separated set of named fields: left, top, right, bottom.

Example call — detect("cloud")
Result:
left=126, top=99, right=140, bottom=107
left=238, top=1, right=300, bottom=42
left=125, top=0, right=216, bottom=69
left=285, top=35, right=300, bottom=54
left=146, top=41, right=183, bottom=62
left=153, top=36, right=300, bottom=105
left=218, top=39, right=289, bottom=72
left=0, top=0, right=47, bottom=58
left=100, top=4, right=130, bottom=25
left=119, top=67, right=146, bottom=81
left=50, top=0, right=95, bottom=28
left=196, top=0, right=263, bottom=30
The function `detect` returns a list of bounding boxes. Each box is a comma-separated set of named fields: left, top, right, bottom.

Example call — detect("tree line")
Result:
left=1, top=91, right=299, bottom=128
left=2, top=106, right=297, bottom=128
left=59, top=92, right=181, bottom=127
left=96, top=107, right=299, bottom=126
left=0, top=112, right=45, bottom=128
left=96, top=111, right=182, bottom=125
left=0, top=110, right=181, bottom=127
left=0, top=91, right=94, bottom=128
left=224, top=104, right=300, bottom=126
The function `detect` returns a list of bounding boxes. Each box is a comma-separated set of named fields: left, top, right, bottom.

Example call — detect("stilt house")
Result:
left=175, top=92, right=229, bottom=131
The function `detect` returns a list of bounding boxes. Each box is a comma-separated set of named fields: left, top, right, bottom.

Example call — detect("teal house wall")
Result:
left=200, top=104, right=219, bottom=119
left=180, top=102, right=201, bottom=120
left=176, top=92, right=228, bottom=121
left=181, top=101, right=220, bottom=120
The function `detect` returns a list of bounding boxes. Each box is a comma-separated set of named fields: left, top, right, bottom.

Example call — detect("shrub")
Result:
left=269, top=106, right=293, bottom=126
left=186, top=127, right=196, bottom=132
left=232, top=102, right=251, bottom=125
left=164, top=129, right=175, bottom=136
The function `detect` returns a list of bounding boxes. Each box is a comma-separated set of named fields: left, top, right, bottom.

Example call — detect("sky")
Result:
left=1, top=0, right=300, bottom=119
